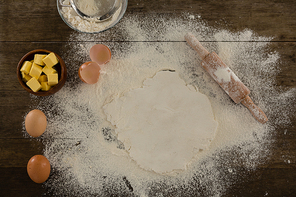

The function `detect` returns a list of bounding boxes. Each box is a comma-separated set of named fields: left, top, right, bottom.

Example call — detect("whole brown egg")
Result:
left=27, top=155, right=51, bottom=183
left=25, top=109, right=47, bottom=137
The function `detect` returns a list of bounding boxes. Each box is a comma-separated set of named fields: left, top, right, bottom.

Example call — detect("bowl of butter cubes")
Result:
left=17, top=49, right=67, bottom=96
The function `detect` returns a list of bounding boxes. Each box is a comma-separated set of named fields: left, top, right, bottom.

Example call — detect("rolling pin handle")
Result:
left=241, top=96, right=268, bottom=124
left=185, top=33, right=210, bottom=60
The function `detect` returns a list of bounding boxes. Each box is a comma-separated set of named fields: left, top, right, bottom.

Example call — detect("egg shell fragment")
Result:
left=78, top=61, right=101, bottom=84
left=89, top=44, right=111, bottom=65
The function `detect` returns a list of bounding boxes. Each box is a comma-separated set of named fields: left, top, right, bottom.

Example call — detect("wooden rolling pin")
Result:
left=185, top=33, right=268, bottom=124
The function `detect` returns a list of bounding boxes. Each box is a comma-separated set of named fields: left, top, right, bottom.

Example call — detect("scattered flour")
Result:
left=26, top=13, right=295, bottom=196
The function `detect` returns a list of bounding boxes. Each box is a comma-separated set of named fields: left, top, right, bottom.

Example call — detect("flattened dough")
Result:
left=103, top=71, right=218, bottom=174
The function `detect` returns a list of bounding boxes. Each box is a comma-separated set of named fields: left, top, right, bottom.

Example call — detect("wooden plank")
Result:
left=0, top=139, right=44, bottom=167
left=0, top=167, right=45, bottom=197
left=0, top=42, right=295, bottom=92
left=227, top=167, right=296, bottom=196
left=0, top=166, right=295, bottom=196
left=0, top=0, right=295, bottom=41
left=0, top=0, right=71, bottom=41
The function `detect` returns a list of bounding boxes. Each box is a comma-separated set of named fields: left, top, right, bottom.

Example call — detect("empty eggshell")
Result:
left=27, top=155, right=51, bottom=183
left=25, top=109, right=47, bottom=137
left=78, top=61, right=101, bottom=84
left=89, top=44, right=111, bottom=65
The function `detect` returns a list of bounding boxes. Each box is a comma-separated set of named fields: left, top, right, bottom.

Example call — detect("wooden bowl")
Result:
left=17, top=49, right=67, bottom=96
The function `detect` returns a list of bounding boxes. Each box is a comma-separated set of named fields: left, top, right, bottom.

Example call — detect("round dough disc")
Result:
left=103, top=71, right=218, bottom=174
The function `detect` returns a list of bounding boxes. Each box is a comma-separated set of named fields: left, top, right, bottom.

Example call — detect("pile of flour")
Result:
left=76, top=0, right=116, bottom=16
left=60, top=0, right=122, bottom=32
left=28, top=13, right=295, bottom=196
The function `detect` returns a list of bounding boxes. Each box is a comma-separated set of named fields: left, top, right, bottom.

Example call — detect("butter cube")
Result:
left=38, top=75, right=47, bottom=83
left=42, top=52, right=58, bottom=68
left=47, top=73, right=58, bottom=86
left=26, top=77, right=42, bottom=92
left=34, top=54, right=46, bottom=66
left=20, top=61, right=32, bottom=74
left=21, top=72, right=32, bottom=82
left=29, top=63, right=43, bottom=79
left=42, top=66, right=57, bottom=75
left=41, top=82, right=51, bottom=91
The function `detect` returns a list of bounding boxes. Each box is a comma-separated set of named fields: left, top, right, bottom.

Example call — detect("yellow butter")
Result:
left=29, top=63, right=43, bottom=79
left=42, top=66, right=57, bottom=75
left=38, top=75, right=47, bottom=83
left=20, top=61, right=32, bottom=74
left=41, top=82, right=51, bottom=91
left=34, top=54, right=46, bottom=66
left=26, top=77, right=42, bottom=92
left=21, top=72, right=32, bottom=82
left=42, top=52, right=58, bottom=68
left=47, top=73, right=58, bottom=86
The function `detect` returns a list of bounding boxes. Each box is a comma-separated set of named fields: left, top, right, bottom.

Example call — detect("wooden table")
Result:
left=0, top=0, right=295, bottom=196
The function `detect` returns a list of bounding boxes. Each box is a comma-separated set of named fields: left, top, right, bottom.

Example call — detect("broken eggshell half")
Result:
left=78, top=61, right=101, bottom=84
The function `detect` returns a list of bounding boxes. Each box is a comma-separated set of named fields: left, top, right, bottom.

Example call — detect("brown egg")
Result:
left=89, top=44, right=111, bottom=65
left=27, top=155, right=51, bottom=183
left=78, top=61, right=101, bottom=84
left=25, top=109, right=47, bottom=137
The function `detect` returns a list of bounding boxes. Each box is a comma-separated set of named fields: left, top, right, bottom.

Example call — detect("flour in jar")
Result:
left=75, top=0, right=116, bottom=17
left=103, top=71, right=218, bottom=174
left=60, top=0, right=122, bottom=33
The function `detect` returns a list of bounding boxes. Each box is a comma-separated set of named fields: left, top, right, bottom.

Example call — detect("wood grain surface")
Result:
left=0, top=0, right=295, bottom=196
